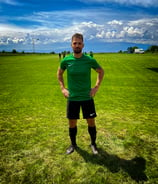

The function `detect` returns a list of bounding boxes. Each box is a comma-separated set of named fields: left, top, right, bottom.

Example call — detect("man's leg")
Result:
left=87, top=118, right=98, bottom=154
left=66, top=119, right=78, bottom=154
left=66, top=100, right=80, bottom=154
left=69, top=119, right=77, bottom=146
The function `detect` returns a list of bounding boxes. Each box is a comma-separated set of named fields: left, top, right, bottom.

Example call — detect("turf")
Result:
left=0, top=53, right=158, bottom=183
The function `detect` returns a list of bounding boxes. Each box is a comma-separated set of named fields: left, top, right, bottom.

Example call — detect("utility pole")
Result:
left=32, top=38, right=39, bottom=53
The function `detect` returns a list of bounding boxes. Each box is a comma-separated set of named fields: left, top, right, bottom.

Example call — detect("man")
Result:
left=57, top=33, right=104, bottom=154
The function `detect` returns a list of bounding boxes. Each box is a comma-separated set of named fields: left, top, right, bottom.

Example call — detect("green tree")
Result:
left=50, top=51, right=55, bottom=54
left=127, top=46, right=138, bottom=53
left=147, top=45, right=158, bottom=53
left=12, top=49, right=17, bottom=53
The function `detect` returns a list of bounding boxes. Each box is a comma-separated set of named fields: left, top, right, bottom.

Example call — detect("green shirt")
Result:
left=60, top=54, right=101, bottom=101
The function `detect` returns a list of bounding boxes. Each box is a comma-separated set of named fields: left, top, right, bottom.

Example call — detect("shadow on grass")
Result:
left=147, top=67, right=158, bottom=73
left=76, top=147, right=148, bottom=183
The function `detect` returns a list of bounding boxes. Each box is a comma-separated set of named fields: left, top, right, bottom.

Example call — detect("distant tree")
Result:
left=147, top=45, right=158, bottom=53
left=118, top=50, right=122, bottom=53
left=12, top=49, right=17, bottom=53
left=127, top=47, right=132, bottom=53
left=127, top=46, right=138, bottom=53
left=50, top=51, right=55, bottom=54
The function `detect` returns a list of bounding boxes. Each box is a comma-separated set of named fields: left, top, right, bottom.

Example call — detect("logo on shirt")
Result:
left=67, top=64, right=73, bottom=67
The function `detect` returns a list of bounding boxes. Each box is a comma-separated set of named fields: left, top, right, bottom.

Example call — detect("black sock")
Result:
left=88, top=126, right=97, bottom=145
left=69, top=127, right=77, bottom=146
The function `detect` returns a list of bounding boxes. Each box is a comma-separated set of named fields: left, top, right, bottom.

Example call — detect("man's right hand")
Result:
left=62, top=88, right=69, bottom=98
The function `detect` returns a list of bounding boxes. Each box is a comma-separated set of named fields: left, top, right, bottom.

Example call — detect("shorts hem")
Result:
left=83, top=114, right=97, bottom=119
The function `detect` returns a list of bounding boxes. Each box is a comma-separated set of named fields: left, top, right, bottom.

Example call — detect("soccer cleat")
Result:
left=66, top=145, right=77, bottom=154
left=90, top=144, right=98, bottom=155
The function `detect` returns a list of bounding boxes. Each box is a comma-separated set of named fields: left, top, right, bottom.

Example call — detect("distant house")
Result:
left=134, top=48, right=144, bottom=54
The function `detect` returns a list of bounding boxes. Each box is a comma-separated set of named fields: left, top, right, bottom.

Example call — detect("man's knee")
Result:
left=86, top=118, right=95, bottom=127
left=69, top=119, right=77, bottom=128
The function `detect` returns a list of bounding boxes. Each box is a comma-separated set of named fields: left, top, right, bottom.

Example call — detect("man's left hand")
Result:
left=90, top=86, right=99, bottom=97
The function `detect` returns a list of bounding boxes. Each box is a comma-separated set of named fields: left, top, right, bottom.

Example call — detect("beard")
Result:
left=73, top=48, right=82, bottom=54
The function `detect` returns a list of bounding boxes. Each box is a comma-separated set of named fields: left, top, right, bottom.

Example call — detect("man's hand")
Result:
left=90, top=67, right=104, bottom=97
left=57, top=68, right=69, bottom=98
left=90, top=86, right=99, bottom=97
left=62, top=88, right=69, bottom=98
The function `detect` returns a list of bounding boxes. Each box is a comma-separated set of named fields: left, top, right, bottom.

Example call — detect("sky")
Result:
left=0, top=0, right=158, bottom=53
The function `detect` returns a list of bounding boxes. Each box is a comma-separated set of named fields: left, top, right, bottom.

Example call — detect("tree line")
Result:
left=0, top=45, right=158, bottom=54
left=126, top=45, right=158, bottom=53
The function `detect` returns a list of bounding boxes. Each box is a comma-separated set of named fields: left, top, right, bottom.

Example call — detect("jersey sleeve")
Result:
left=91, top=58, right=101, bottom=69
left=60, top=59, right=67, bottom=70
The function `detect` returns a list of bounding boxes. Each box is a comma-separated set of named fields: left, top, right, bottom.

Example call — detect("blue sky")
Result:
left=0, top=0, right=158, bottom=53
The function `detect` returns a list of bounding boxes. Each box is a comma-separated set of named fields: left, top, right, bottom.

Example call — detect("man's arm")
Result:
left=90, top=67, right=104, bottom=97
left=57, top=68, right=69, bottom=98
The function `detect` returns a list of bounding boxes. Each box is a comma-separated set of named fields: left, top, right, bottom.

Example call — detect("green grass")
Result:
left=0, top=53, right=158, bottom=184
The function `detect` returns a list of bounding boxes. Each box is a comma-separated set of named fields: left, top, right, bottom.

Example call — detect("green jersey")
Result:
left=60, top=54, right=101, bottom=101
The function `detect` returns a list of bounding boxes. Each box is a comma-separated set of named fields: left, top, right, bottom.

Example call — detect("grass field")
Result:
left=0, top=53, right=158, bottom=184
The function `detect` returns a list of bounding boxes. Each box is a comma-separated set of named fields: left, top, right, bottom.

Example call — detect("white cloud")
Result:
left=0, top=1, right=157, bottom=52
left=12, top=9, right=109, bottom=29
left=0, top=2, right=158, bottom=51
left=78, top=0, right=158, bottom=7
left=0, top=17, right=158, bottom=47
left=0, top=0, right=22, bottom=6
left=0, top=24, right=30, bottom=32
left=108, top=20, right=123, bottom=25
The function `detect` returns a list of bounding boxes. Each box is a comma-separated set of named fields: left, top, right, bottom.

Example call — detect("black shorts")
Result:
left=67, top=99, right=97, bottom=119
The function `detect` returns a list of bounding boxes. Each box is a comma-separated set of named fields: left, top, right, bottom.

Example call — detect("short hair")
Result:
left=71, top=33, right=83, bottom=42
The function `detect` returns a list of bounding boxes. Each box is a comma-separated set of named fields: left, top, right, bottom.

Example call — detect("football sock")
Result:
left=69, top=126, right=77, bottom=146
left=88, top=126, right=97, bottom=145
